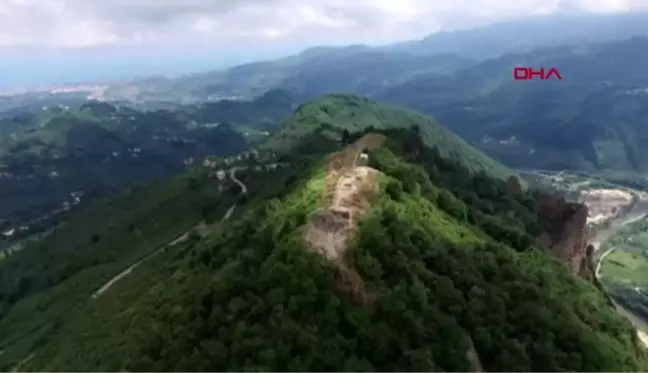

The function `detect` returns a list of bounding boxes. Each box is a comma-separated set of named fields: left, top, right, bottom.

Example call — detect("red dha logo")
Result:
left=513, top=67, right=563, bottom=81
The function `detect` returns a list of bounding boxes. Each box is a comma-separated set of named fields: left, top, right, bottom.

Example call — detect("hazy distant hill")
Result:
left=386, top=11, right=648, bottom=58
left=378, top=37, right=648, bottom=173
left=5, top=13, right=648, bottom=178
left=111, top=50, right=474, bottom=102
left=108, top=12, right=648, bottom=103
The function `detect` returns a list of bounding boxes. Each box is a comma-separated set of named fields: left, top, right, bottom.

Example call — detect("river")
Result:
left=591, top=197, right=648, bottom=347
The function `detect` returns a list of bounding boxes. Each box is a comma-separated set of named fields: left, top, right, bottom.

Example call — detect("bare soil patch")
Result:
left=305, top=134, right=386, bottom=305
left=583, top=188, right=634, bottom=226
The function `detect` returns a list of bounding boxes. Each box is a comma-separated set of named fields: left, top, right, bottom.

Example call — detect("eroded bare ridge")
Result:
left=304, top=134, right=385, bottom=306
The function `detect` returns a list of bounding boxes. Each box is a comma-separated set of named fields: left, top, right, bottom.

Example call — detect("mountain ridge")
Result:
left=87, top=12, right=648, bottom=103
left=5, top=126, right=646, bottom=371
left=1, top=94, right=647, bottom=371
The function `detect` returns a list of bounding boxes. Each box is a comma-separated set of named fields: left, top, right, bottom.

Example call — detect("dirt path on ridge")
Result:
left=304, top=134, right=386, bottom=305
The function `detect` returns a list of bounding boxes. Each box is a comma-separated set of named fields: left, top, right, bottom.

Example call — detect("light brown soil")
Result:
left=583, top=188, right=634, bottom=226
left=307, top=166, right=380, bottom=260
left=304, top=134, right=386, bottom=306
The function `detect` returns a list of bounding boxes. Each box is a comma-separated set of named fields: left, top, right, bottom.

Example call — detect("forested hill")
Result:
left=261, top=94, right=513, bottom=180
left=0, top=90, right=296, bottom=239
left=3, top=124, right=647, bottom=371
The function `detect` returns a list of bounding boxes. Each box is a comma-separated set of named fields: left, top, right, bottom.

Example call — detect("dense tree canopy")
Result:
left=1, top=127, right=644, bottom=372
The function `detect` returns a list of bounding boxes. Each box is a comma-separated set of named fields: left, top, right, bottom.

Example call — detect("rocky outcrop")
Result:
left=581, top=244, right=597, bottom=282
left=536, top=194, right=593, bottom=279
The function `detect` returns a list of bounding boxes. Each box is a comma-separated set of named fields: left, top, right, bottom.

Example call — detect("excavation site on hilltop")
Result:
left=304, top=133, right=386, bottom=306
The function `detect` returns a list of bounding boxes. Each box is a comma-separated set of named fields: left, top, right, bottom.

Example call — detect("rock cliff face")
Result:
left=535, top=194, right=594, bottom=280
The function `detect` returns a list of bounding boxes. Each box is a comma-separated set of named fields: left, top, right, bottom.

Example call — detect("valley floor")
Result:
left=523, top=168, right=648, bottom=348
left=593, top=209, right=648, bottom=348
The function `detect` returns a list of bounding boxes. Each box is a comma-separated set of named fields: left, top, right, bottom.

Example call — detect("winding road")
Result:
left=230, top=167, right=248, bottom=194
left=10, top=353, right=33, bottom=372
left=91, top=166, right=249, bottom=299
left=12, top=165, right=254, bottom=372
left=590, top=201, right=648, bottom=349
left=595, top=246, right=618, bottom=280
left=220, top=167, right=248, bottom=221
left=593, top=212, right=648, bottom=281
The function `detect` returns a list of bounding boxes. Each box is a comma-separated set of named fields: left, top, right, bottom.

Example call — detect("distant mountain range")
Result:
left=4, top=11, right=643, bottom=106
left=120, top=12, right=646, bottom=175
left=378, top=36, right=648, bottom=173
left=3, top=11, right=648, bottom=178
left=386, top=11, right=648, bottom=58
left=103, top=11, right=648, bottom=102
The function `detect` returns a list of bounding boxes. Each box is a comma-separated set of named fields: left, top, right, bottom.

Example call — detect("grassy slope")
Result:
left=13, top=134, right=648, bottom=371
left=261, top=94, right=513, bottom=179
left=0, top=168, right=236, bottom=370
left=600, top=218, right=648, bottom=288
left=598, top=217, right=648, bottom=337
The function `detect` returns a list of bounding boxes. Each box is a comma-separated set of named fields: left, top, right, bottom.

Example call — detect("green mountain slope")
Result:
left=261, top=94, right=513, bottom=180
left=0, top=153, right=304, bottom=371
left=4, top=128, right=646, bottom=371
left=0, top=169, right=228, bottom=367
left=378, top=37, right=648, bottom=173
left=0, top=91, right=296, bottom=238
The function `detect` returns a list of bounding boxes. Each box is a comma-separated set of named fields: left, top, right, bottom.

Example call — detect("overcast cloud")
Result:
left=1, top=0, right=648, bottom=50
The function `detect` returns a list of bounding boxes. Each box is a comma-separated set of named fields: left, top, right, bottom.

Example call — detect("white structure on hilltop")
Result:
left=216, top=170, right=226, bottom=180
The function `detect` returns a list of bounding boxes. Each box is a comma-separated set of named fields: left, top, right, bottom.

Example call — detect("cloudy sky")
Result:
left=1, top=0, right=647, bottom=87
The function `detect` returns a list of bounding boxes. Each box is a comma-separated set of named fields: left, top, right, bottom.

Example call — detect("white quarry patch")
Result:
left=582, top=188, right=634, bottom=225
